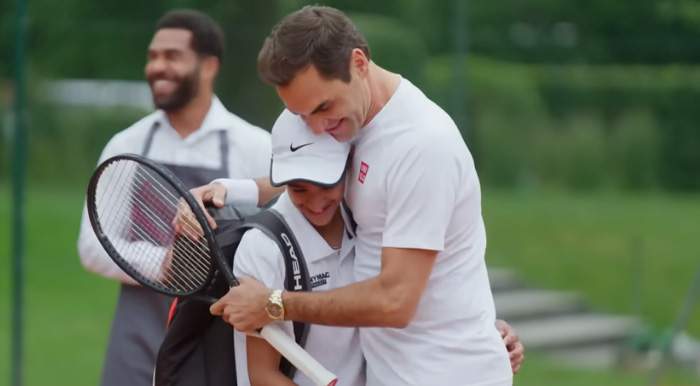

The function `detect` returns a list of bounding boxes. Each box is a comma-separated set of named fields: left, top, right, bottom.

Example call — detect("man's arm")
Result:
left=189, top=178, right=284, bottom=230
left=211, top=177, right=284, bottom=207
left=285, top=247, right=435, bottom=328
left=212, top=131, right=454, bottom=330
left=228, top=227, right=299, bottom=385
left=211, top=247, right=436, bottom=331
left=77, top=134, right=161, bottom=284
left=254, top=177, right=285, bottom=206
left=77, top=202, right=139, bottom=284
left=247, top=335, right=297, bottom=386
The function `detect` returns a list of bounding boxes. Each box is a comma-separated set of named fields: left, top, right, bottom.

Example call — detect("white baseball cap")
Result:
left=270, top=116, right=352, bottom=187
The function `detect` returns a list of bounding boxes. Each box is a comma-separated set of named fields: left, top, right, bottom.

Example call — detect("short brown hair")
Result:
left=257, top=6, right=371, bottom=86
left=157, top=9, right=225, bottom=63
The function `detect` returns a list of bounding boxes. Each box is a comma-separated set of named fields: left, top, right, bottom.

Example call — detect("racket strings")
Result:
left=104, top=169, right=211, bottom=290
left=103, top=172, right=212, bottom=273
left=128, top=170, right=214, bottom=268
left=114, top=190, right=212, bottom=290
left=117, top=214, right=209, bottom=291
left=95, top=159, right=215, bottom=294
left=124, top=169, right=213, bottom=277
left=101, top=177, right=210, bottom=290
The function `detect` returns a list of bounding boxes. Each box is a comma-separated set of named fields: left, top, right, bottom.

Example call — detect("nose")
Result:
left=307, top=195, right=329, bottom=212
left=146, top=56, right=167, bottom=78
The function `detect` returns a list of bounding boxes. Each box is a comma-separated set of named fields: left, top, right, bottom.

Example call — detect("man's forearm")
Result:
left=282, top=276, right=411, bottom=328
left=254, top=177, right=284, bottom=206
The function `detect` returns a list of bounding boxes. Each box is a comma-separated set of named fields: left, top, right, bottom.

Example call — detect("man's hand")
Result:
left=495, top=319, right=525, bottom=374
left=172, top=198, right=205, bottom=240
left=210, top=276, right=273, bottom=333
left=187, top=183, right=228, bottom=230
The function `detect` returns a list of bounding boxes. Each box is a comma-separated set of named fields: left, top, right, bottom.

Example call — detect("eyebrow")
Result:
left=288, top=99, right=330, bottom=116
left=310, top=99, right=330, bottom=115
left=147, top=47, right=184, bottom=56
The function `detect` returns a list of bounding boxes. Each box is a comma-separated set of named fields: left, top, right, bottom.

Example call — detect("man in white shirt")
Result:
left=208, top=6, right=514, bottom=386
left=76, top=9, right=280, bottom=386
left=232, top=120, right=364, bottom=386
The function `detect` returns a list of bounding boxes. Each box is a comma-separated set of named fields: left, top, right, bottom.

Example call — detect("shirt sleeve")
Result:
left=216, top=124, right=271, bottom=207
left=233, top=229, right=295, bottom=337
left=77, top=133, right=169, bottom=284
left=381, top=133, right=461, bottom=252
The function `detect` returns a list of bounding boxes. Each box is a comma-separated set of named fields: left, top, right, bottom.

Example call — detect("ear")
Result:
left=200, top=56, right=220, bottom=82
left=349, top=48, right=369, bottom=78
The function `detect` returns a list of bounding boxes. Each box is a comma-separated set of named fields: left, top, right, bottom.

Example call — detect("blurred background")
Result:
left=2, top=0, right=700, bottom=385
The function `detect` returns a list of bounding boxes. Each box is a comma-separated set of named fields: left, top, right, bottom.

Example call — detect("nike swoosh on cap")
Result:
left=290, top=142, right=313, bottom=152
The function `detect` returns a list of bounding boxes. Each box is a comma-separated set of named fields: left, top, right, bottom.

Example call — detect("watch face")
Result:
left=267, top=303, right=283, bottom=318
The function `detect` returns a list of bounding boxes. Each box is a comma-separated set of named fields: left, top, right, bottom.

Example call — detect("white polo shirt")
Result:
left=345, top=78, right=512, bottom=386
left=77, top=96, right=271, bottom=283
left=233, top=192, right=365, bottom=386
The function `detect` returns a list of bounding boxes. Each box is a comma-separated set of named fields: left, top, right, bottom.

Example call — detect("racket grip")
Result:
left=259, top=324, right=338, bottom=386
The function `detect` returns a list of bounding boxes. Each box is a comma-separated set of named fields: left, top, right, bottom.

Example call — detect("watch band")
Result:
left=267, top=289, right=285, bottom=321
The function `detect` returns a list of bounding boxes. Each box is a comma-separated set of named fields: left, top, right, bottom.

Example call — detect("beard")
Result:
left=150, top=66, right=200, bottom=112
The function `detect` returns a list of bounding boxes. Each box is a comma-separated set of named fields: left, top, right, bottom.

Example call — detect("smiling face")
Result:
left=275, top=51, right=371, bottom=143
left=286, top=179, right=346, bottom=227
left=145, top=28, right=202, bottom=111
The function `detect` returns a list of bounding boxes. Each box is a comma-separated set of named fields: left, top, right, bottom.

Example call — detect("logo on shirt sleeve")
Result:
left=358, top=161, right=369, bottom=184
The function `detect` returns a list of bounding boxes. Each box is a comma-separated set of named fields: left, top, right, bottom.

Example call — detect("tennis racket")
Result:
left=86, top=153, right=338, bottom=386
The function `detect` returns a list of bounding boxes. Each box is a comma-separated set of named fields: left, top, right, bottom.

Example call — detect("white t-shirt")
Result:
left=233, top=192, right=365, bottom=386
left=77, top=96, right=271, bottom=283
left=344, top=78, right=512, bottom=386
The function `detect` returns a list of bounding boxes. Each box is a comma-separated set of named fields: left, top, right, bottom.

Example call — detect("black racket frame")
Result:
left=86, top=153, right=236, bottom=298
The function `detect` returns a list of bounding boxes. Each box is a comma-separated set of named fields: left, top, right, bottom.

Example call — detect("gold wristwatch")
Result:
left=265, top=289, right=285, bottom=321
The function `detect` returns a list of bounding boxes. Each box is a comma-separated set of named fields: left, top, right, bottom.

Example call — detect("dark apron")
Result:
left=100, top=123, right=230, bottom=386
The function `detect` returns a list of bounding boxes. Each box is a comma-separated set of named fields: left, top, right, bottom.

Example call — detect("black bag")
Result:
left=154, top=201, right=312, bottom=386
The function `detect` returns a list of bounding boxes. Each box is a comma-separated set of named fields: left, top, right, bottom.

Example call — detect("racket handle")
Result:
left=259, top=324, right=338, bottom=386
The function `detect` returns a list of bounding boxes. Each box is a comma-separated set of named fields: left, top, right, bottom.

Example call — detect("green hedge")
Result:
left=26, top=104, right=146, bottom=186
left=18, top=46, right=700, bottom=193
left=425, top=56, right=700, bottom=191
left=349, top=13, right=429, bottom=87
left=18, top=11, right=431, bottom=188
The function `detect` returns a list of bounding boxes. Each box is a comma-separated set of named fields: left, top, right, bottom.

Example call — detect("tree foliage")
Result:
left=3, top=0, right=700, bottom=190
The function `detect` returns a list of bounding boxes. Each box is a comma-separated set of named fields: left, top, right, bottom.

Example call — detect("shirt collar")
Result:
left=274, top=192, right=354, bottom=263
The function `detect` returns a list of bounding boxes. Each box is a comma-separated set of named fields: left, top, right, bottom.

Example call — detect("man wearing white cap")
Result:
left=230, top=111, right=364, bottom=386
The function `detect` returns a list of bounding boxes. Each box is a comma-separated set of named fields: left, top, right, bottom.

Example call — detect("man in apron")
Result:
left=76, top=10, right=282, bottom=386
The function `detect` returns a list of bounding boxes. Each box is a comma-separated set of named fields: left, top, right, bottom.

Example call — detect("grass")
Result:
left=1, top=183, right=118, bottom=386
left=515, top=354, right=699, bottom=386
left=482, top=189, right=700, bottom=338
left=1, top=183, right=699, bottom=385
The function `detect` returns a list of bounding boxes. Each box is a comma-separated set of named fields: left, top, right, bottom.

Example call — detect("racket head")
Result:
left=86, top=153, right=224, bottom=297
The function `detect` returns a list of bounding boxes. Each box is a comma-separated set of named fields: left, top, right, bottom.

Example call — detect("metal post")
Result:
left=11, top=0, right=28, bottom=382
left=631, top=236, right=644, bottom=318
